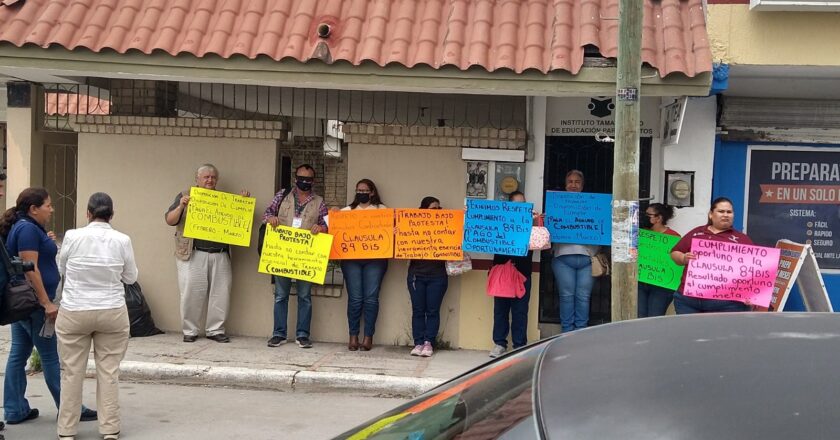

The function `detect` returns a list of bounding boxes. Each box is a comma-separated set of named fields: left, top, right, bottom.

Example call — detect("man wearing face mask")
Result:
left=262, top=164, right=328, bottom=349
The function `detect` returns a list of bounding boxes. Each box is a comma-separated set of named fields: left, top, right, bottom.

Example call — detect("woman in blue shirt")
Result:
left=1, top=187, right=96, bottom=425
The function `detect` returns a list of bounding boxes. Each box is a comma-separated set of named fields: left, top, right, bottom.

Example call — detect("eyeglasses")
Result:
left=356, top=190, right=372, bottom=194
left=295, top=176, right=314, bottom=183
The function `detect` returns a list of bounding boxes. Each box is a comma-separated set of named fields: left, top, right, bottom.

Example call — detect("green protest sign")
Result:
left=638, top=229, right=684, bottom=290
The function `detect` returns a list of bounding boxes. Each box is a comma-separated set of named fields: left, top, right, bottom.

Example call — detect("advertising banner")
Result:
left=746, top=148, right=840, bottom=269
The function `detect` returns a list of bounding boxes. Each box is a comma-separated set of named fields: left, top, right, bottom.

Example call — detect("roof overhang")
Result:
left=0, top=45, right=711, bottom=98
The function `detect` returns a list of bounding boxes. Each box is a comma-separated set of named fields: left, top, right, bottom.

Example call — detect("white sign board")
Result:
left=546, top=97, right=661, bottom=138
left=661, top=97, right=688, bottom=146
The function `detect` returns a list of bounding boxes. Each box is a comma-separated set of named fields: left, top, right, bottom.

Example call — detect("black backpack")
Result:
left=0, top=237, right=41, bottom=326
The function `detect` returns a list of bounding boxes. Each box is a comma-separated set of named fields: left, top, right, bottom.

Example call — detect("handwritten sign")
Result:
left=183, top=187, right=255, bottom=247
left=328, top=209, right=395, bottom=259
left=394, top=209, right=463, bottom=260
left=683, top=238, right=780, bottom=307
left=463, top=200, right=532, bottom=256
left=637, top=230, right=683, bottom=290
left=544, top=191, right=612, bottom=245
left=258, top=225, right=334, bottom=284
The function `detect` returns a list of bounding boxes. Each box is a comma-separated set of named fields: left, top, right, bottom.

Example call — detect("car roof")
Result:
left=536, top=313, right=840, bottom=440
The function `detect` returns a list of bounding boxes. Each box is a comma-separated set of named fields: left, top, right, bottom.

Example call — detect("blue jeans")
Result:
left=407, top=274, right=448, bottom=346
left=552, top=254, right=594, bottom=333
left=4, top=308, right=61, bottom=422
left=342, top=259, right=388, bottom=337
left=673, top=292, right=749, bottom=314
left=493, top=275, right=531, bottom=349
left=638, top=283, right=675, bottom=318
left=273, top=276, right=312, bottom=339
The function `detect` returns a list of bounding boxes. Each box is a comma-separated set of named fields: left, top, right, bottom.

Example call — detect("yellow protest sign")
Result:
left=183, top=187, right=255, bottom=247
left=258, top=225, right=334, bottom=285
left=329, top=209, right=395, bottom=259
left=394, top=209, right=463, bottom=260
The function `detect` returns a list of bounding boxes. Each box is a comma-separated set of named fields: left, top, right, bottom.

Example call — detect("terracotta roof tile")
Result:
left=0, top=0, right=712, bottom=77
left=45, top=91, right=110, bottom=115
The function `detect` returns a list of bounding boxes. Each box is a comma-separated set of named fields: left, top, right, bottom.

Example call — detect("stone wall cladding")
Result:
left=68, top=115, right=290, bottom=140
left=342, top=123, right=527, bottom=150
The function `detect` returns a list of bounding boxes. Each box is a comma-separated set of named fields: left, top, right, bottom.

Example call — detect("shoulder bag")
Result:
left=0, top=237, right=41, bottom=326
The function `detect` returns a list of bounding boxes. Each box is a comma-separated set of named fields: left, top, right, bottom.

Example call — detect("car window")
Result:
left=336, top=341, right=550, bottom=440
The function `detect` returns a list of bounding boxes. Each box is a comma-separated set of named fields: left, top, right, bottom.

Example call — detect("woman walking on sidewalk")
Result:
left=339, top=179, right=389, bottom=351
left=56, top=193, right=138, bottom=440
left=1, top=188, right=97, bottom=426
left=406, top=196, right=449, bottom=358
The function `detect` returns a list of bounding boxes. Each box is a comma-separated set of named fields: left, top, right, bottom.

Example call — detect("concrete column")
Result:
left=5, top=82, right=44, bottom=208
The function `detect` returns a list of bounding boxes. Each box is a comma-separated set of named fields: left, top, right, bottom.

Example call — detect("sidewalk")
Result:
left=0, top=327, right=490, bottom=397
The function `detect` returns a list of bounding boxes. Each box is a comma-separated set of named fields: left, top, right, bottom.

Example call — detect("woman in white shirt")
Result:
left=56, top=193, right=138, bottom=440
left=340, top=179, right=388, bottom=351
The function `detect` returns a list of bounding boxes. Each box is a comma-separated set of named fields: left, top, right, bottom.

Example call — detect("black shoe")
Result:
left=79, top=408, right=97, bottom=422
left=6, top=408, right=39, bottom=424
left=183, top=335, right=198, bottom=343
left=207, top=333, right=231, bottom=343
left=296, top=337, right=313, bottom=348
left=267, top=336, right=287, bottom=347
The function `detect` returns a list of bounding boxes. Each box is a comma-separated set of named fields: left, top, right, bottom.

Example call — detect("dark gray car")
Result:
left=334, top=313, right=840, bottom=439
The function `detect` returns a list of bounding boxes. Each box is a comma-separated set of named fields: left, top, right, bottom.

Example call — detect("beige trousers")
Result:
left=56, top=306, right=130, bottom=436
left=176, top=250, right=232, bottom=336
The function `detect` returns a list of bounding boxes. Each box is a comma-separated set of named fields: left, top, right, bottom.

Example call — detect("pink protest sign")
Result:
left=683, top=238, right=781, bottom=307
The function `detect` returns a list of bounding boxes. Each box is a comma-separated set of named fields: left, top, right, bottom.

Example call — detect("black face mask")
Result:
left=355, top=193, right=371, bottom=204
left=296, top=180, right=313, bottom=192
left=640, top=214, right=653, bottom=230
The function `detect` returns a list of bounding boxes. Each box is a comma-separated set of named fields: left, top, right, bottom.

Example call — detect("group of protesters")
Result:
left=1, top=163, right=756, bottom=438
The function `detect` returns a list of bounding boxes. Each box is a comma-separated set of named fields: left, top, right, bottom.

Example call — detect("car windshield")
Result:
left=335, top=340, right=551, bottom=440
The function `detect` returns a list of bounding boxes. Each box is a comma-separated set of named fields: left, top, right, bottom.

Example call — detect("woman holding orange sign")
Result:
left=339, top=179, right=389, bottom=351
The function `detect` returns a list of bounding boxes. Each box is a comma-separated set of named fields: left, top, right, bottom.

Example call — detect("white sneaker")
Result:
left=420, top=342, right=434, bottom=357
left=410, top=345, right=423, bottom=356
left=489, top=345, right=506, bottom=358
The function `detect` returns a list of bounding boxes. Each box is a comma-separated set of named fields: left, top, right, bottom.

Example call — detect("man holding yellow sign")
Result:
left=261, top=164, right=328, bottom=349
left=165, top=164, right=251, bottom=344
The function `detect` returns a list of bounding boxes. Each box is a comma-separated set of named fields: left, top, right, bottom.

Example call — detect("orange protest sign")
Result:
left=394, top=209, right=463, bottom=260
left=328, top=209, right=395, bottom=259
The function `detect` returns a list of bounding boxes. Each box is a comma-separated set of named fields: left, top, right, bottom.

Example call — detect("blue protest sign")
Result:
left=463, top=199, right=533, bottom=256
left=545, top=191, right=612, bottom=245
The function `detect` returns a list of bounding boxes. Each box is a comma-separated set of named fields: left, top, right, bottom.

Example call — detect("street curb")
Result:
left=86, top=360, right=443, bottom=397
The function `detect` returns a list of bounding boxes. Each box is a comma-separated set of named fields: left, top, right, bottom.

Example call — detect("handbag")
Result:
left=528, top=216, right=551, bottom=251
left=591, top=252, right=610, bottom=278
left=486, top=261, right=527, bottom=298
left=445, top=253, right=472, bottom=276
left=0, top=237, right=40, bottom=326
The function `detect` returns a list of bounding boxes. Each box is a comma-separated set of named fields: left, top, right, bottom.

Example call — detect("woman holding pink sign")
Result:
left=670, top=197, right=753, bottom=314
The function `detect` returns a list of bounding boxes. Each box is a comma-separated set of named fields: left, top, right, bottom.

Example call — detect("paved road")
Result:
left=1, top=376, right=407, bottom=439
